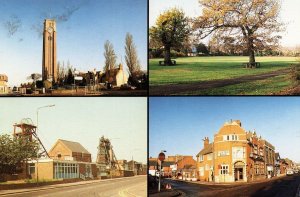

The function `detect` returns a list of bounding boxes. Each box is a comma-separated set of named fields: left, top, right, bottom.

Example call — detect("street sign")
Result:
left=158, top=152, right=165, bottom=161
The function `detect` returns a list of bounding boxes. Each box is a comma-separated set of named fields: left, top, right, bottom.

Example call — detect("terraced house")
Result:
left=196, top=120, right=276, bottom=183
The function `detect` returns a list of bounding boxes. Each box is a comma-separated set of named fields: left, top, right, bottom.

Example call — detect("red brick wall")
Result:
left=72, top=152, right=91, bottom=162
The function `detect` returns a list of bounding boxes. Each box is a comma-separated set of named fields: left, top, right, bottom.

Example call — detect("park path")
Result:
left=150, top=68, right=290, bottom=95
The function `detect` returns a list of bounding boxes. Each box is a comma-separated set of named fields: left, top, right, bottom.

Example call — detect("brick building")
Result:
left=25, top=139, right=137, bottom=180
left=48, top=139, right=92, bottom=162
left=246, top=131, right=265, bottom=181
left=196, top=138, right=213, bottom=181
left=196, top=120, right=277, bottom=183
left=149, top=155, right=196, bottom=178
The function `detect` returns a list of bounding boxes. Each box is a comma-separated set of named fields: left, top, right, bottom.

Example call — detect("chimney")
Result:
left=119, top=63, right=123, bottom=70
left=203, top=137, right=209, bottom=148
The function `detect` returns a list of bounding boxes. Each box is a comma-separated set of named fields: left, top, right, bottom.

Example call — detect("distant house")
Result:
left=102, top=64, right=128, bottom=87
left=48, top=139, right=92, bottom=162
left=0, top=74, right=8, bottom=94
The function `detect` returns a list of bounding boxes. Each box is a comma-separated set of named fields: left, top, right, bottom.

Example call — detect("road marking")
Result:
left=118, top=182, right=146, bottom=197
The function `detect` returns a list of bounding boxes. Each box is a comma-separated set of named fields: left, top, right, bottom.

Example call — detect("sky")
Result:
left=149, top=0, right=300, bottom=48
left=149, top=97, right=300, bottom=163
left=0, top=0, right=147, bottom=86
left=0, top=97, right=147, bottom=164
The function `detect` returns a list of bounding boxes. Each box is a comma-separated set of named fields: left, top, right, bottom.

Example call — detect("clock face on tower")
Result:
left=47, top=27, right=53, bottom=33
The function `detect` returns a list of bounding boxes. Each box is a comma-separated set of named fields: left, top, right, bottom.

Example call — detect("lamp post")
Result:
left=36, top=104, right=55, bottom=185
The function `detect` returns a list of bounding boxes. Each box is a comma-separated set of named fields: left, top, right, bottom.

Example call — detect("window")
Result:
left=224, top=134, right=238, bottom=141
left=54, top=162, right=79, bottom=179
left=232, top=147, right=245, bottom=159
left=207, top=153, right=212, bottom=160
left=220, top=165, right=229, bottom=175
left=218, top=150, right=230, bottom=156
left=199, top=167, right=204, bottom=176
left=199, top=155, right=204, bottom=161
left=254, top=146, right=258, bottom=154
left=28, top=163, right=35, bottom=174
left=205, top=164, right=209, bottom=171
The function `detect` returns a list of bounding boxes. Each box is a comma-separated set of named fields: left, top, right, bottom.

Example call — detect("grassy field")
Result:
left=150, top=56, right=297, bottom=86
left=180, top=75, right=292, bottom=95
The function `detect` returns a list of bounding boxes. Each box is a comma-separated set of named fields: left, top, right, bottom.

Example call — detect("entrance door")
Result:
left=234, top=167, right=243, bottom=181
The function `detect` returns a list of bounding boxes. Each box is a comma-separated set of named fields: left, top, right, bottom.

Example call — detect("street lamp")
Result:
left=36, top=104, right=55, bottom=130
left=36, top=104, right=55, bottom=185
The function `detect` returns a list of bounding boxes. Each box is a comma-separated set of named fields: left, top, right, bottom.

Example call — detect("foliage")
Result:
left=289, top=64, right=300, bottom=88
left=195, top=0, right=284, bottom=66
left=103, top=40, right=117, bottom=73
left=0, top=134, right=39, bottom=176
left=27, top=73, right=42, bottom=90
left=149, top=8, right=190, bottom=65
left=57, top=61, right=66, bottom=86
left=196, top=43, right=209, bottom=55
left=125, top=33, right=141, bottom=78
left=65, top=67, right=74, bottom=85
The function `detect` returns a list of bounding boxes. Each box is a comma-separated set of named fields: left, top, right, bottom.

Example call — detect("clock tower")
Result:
left=42, top=19, right=57, bottom=83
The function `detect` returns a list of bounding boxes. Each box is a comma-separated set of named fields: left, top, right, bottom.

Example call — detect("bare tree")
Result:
left=125, top=33, right=141, bottom=77
left=103, top=40, right=116, bottom=73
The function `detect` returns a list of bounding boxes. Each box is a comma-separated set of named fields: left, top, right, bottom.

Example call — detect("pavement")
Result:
left=0, top=175, right=146, bottom=197
left=161, top=174, right=300, bottom=197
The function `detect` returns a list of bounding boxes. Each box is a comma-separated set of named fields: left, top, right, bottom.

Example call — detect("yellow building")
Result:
left=196, top=137, right=213, bottom=182
left=197, top=120, right=249, bottom=183
left=0, top=74, right=8, bottom=94
left=214, top=120, right=248, bottom=182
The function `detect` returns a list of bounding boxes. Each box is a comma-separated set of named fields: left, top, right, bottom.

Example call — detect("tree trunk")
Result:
left=164, top=45, right=172, bottom=66
left=248, top=37, right=256, bottom=68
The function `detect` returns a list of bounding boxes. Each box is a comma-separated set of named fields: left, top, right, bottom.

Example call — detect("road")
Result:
left=163, top=174, right=300, bottom=197
left=0, top=176, right=146, bottom=197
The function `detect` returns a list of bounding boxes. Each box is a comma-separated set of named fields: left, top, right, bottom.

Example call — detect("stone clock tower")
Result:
left=42, top=19, right=57, bottom=82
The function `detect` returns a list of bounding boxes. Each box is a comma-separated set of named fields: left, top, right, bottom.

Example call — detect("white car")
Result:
left=287, top=169, right=294, bottom=175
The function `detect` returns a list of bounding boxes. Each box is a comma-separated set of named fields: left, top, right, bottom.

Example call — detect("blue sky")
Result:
left=0, top=0, right=147, bottom=86
left=150, top=0, right=300, bottom=48
left=149, top=97, right=300, bottom=163
left=0, top=98, right=147, bottom=163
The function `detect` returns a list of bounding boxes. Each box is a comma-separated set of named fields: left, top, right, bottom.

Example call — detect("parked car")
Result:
left=287, top=169, right=294, bottom=175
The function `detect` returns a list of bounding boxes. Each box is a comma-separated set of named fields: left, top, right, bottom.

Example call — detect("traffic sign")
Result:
left=158, top=152, right=165, bottom=161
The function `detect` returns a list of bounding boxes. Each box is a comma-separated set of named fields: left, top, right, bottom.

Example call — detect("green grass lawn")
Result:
left=180, top=75, right=292, bottom=95
left=150, top=56, right=297, bottom=86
